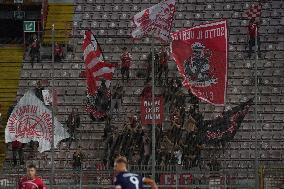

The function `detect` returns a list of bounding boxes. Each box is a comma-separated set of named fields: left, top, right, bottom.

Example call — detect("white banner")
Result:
left=5, top=91, right=69, bottom=153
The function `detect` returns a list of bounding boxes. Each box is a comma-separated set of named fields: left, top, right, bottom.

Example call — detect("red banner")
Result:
left=160, top=173, right=192, bottom=189
left=171, top=20, right=228, bottom=105
left=140, top=96, right=164, bottom=125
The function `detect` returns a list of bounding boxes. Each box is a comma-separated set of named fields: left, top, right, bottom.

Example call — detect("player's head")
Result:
left=27, top=164, right=37, bottom=179
left=114, top=156, right=128, bottom=172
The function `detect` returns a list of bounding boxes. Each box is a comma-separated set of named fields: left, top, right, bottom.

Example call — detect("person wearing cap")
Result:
left=113, top=156, right=158, bottom=189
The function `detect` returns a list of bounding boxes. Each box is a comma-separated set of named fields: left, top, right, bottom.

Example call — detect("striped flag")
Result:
left=244, top=2, right=262, bottom=19
left=82, top=30, right=114, bottom=95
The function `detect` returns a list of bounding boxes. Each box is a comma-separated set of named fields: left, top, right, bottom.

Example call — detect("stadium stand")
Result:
left=0, top=45, right=23, bottom=170
left=43, top=2, right=74, bottom=43
left=1, top=0, right=283, bottom=188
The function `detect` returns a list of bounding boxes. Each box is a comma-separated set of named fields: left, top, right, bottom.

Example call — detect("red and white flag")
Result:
left=132, top=0, right=176, bottom=42
left=82, top=30, right=115, bottom=95
left=5, top=91, right=69, bottom=153
left=244, top=3, right=262, bottom=19
left=171, top=20, right=228, bottom=105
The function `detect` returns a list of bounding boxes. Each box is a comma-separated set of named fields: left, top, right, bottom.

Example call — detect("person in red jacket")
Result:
left=120, top=47, right=132, bottom=83
left=18, top=164, right=46, bottom=189
left=247, top=18, right=261, bottom=58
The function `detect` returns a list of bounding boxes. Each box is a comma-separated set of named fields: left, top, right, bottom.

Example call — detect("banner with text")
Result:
left=171, top=20, right=228, bottom=105
left=5, top=91, right=69, bottom=152
left=140, top=96, right=164, bottom=125
left=160, top=173, right=193, bottom=189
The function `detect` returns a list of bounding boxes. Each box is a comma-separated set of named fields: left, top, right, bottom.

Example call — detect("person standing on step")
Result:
left=66, top=108, right=80, bottom=141
left=30, top=38, right=40, bottom=67
left=72, top=146, right=84, bottom=184
left=12, top=140, right=24, bottom=166
left=120, top=47, right=132, bottom=83
left=247, top=18, right=261, bottom=58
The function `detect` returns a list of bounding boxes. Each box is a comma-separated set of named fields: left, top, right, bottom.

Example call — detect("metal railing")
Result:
left=0, top=166, right=263, bottom=189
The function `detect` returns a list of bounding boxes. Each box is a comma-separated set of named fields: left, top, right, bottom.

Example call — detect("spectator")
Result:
left=111, top=83, right=123, bottom=116
left=174, top=147, right=183, bottom=165
left=34, top=81, right=44, bottom=102
left=30, top=38, right=40, bottom=66
left=120, top=47, right=132, bottom=83
left=54, top=42, right=64, bottom=62
left=102, top=116, right=115, bottom=165
left=158, top=46, right=169, bottom=83
left=66, top=108, right=80, bottom=140
left=73, top=147, right=84, bottom=184
left=247, top=18, right=261, bottom=58
left=18, top=164, right=46, bottom=189
left=12, top=140, right=24, bottom=166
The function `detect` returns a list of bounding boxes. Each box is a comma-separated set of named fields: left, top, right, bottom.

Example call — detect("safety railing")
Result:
left=0, top=166, right=260, bottom=189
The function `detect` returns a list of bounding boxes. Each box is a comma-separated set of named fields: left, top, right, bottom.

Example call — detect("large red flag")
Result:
left=171, top=20, right=228, bottom=105
left=132, top=0, right=176, bottom=42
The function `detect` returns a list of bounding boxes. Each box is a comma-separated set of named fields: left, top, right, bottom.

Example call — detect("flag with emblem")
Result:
left=171, top=20, right=228, bottom=105
left=244, top=2, right=262, bottom=19
left=5, top=91, right=69, bottom=153
left=132, top=0, right=176, bottom=42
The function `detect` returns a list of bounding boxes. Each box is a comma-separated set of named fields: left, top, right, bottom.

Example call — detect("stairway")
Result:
left=0, top=45, right=23, bottom=171
left=43, top=3, right=74, bottom=44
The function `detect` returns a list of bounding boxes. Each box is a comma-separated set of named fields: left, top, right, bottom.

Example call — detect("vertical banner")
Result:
left=171, top=20, right=228, bottom=105
left=140, top=96, right=164, bottom=125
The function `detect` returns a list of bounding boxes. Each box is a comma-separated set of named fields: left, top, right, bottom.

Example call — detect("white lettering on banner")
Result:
left=172, top=26, right=225, bottom=41
left=198, top=91, right=214, bottom=101
left=205, top=27, right=225, bottom=39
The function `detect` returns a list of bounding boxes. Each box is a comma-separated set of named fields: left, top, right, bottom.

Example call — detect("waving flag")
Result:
left=244, top=2, right=262, bottom=19
left=82, top=30, right=114, bottom=95
left=203, top=98, right=253, bottom=144
left=171, top=20, right=228, bottom=105
left=5, top=91, right=69, bottom=153
left=132, top=0, right=176, bottom=42
left=82, top=30, right=114, bottom=121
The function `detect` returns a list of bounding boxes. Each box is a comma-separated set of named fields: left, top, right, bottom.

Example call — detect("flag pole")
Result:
left=51, top=24, right=55, bottom=189
left=254, top=24, right=259, bottom=189
left=151, top=38, right=156, bottom=180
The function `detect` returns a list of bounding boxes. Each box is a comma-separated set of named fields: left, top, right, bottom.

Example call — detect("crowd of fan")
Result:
left=1, top=19, right=261, bottom=174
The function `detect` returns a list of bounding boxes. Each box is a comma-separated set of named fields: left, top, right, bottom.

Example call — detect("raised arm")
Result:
left=143, top=178, right=158, bottom=189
